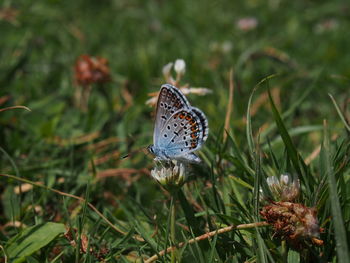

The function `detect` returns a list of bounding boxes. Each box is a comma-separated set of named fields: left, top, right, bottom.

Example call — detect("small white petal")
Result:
left=280, top=174, right=290, bottom=185
left=162, top=62, right=173, bottom=76
left=267, top=176, right=279, bottom=187
left=174, top=59, right=186, bottom=75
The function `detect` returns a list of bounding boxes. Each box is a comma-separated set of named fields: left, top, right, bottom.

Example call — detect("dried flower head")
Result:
left=75, top=55, right=111, bottom=86
left=0, top=7, right=19, bottom=25
left=64, top=227, right=109, bottom=260
left=265, top=174, right=300, bottom=202
left=260, top=201, right=323, bottom=248
left=236, top=17, right=258, bottom=31
left=151, top=160, right=188, bottom=190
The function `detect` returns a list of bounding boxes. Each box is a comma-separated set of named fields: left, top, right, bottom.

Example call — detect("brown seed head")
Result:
left=260, top=201, right=323, bottom=248
left=75, top=55, right=111, bottom=86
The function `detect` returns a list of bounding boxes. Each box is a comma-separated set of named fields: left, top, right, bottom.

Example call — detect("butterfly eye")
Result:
left=148, top=145, right=154, bottom=154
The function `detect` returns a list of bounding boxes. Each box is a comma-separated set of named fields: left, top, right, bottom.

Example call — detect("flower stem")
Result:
left=282, top=240, right=287, bottom=263
left=170, top=196, right=177, bottom=263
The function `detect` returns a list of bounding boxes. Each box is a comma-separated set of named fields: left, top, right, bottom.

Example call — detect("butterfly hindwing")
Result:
left=190, top=107, right=209, bottom=143
left=157, top=107, right=208, bottom=158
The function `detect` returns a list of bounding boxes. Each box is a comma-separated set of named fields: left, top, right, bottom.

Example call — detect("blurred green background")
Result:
left=1, top=0, right=349, bottom=155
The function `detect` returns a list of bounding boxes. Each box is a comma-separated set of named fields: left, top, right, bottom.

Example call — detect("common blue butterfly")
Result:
left=148, top=84, right=209, bottom=163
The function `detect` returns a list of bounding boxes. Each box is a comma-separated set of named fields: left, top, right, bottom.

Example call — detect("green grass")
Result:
left=1, top=0, right=350, bottom=262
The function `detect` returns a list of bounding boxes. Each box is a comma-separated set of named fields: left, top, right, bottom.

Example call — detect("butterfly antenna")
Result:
left=121, top=154, right=130, bottom=159
left=121, top=147, right=147, bottom=160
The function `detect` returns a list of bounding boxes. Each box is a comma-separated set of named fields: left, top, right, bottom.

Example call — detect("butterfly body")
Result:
left=148, top=84, right=208, bottom=163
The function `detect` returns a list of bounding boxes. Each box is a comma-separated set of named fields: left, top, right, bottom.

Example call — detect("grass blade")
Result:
left=5, top=222, right=66, bottom=263
left=323, top=120, right=350, bottom=262
left=261, top=70, right=321, bottom=139
left=329, top=94, right=350, bottom=132
left=287, top=250, right=300, bottom=263
left=246, top=74, right=279, bottom=160
left=267, top=85, right=310, bottom=191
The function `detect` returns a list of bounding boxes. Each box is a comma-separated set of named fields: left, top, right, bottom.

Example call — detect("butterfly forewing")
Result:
left=154, top=84, right=190, bottom=145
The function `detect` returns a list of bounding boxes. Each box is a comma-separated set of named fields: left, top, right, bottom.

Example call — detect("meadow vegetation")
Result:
left=1, top=0, right=349, bottom=262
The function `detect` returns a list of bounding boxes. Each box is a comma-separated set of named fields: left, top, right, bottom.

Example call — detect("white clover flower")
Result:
left=151, top=160, right=188, bottom=189
left=174, top=59, right=186, bottom=76
left=265, top=174, right=300, bottom=202
left=221, top=41, right=233, bottom=53
left=161, top=59, right=186, bottom=84
left=146, top=59, right=212, bottom=107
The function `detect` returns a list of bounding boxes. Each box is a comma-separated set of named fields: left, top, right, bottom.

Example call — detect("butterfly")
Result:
left=148, top=84, right=209, bottom=163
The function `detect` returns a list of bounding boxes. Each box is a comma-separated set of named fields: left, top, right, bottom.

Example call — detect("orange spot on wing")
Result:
left=185, top=115, right=192, bottom=121
left=191, top=125, right=198, bottom=131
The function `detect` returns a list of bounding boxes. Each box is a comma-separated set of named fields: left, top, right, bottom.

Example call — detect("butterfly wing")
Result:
left=153, top=84, right=190, bottom=146
left=157, top=107, right=209, bottom=159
